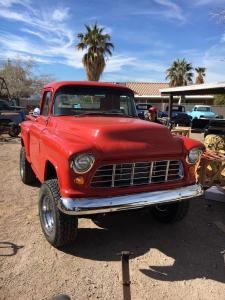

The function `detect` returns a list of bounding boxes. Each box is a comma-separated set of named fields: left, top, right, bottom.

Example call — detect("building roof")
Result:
left=122, top=82, right=169, bottom=96
left=160, top=82, right=225, bottom=96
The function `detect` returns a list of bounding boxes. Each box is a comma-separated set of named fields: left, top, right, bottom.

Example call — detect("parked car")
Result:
left=20, top=81, right=204, bottom=248
left=158, top=105, right=192, bottom=127
left=187, top=105, right=218, bottom=120
left=136, top=103, right=152, bottom=119
left=0, top=99, right=25, bottom=137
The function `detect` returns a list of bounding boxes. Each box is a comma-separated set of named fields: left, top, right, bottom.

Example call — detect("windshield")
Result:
left=52, top=86, right=137, bottom=117
left=196, top=107, right=211, bottom=112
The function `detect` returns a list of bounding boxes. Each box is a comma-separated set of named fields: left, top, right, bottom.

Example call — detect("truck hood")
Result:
left=53, top=116, right=183, bottom=160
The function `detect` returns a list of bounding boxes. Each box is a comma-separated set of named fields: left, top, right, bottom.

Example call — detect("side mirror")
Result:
left=33, top=107, right=40, bottom=117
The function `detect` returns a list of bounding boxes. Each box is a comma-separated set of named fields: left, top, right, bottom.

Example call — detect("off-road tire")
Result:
left=9, top=124, right=20, bottom=137
left=39, top=179, right=78, bottom=248
left=151, top=200, right=190, bottom=223
left=20, top=146, right=36, bottom=184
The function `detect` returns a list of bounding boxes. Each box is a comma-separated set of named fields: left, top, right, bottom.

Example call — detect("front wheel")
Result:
left=150, top=200, right=189, bottom=223
left=20, top=146, right=36, bottom=184
left=39, top=179, right=78, bottom=248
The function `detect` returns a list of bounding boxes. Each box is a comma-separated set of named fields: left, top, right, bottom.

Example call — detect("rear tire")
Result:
left=39, top=179, right=78, bottom=248
left=9, top=124, right=20, bottom=137
left=151, top=200, right=189, bottom=223
left=20, top=146, right=36, bottom=184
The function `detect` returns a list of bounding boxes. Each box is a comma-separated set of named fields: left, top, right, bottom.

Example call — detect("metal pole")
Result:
left=120, top=251, right=132, bottom=300
left=168, top=94, right=173, bottom=121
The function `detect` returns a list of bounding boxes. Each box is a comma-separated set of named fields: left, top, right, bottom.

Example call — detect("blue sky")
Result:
left=0, top=0, right=225, bottom=83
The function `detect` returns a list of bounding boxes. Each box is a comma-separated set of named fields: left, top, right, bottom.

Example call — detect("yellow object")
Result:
left=171, top=127, right=191, bottom=137
left=74, top=176, right=85, bottom=185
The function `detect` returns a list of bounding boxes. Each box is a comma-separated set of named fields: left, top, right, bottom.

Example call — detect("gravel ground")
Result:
left=0, top=136, right=225, bottom=300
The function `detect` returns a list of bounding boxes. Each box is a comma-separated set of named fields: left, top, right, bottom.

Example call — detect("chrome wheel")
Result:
left=20, top=157, right=24, bottom=178
left=41, top=196, right=55, bottom=233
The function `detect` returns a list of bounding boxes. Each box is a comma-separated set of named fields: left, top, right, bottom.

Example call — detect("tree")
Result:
left=0, top=58, right=34, bottom=98
left=76, top=23, right=114, bottom=81
left=0, top=58, right=54, bottom=99
left=166, top=59, right=193, bottom=87
left=195, top=67, right=206, bottom=84
left=214, top=94, right=225, bottom=105
left=213, top=9, right=225, bottom=22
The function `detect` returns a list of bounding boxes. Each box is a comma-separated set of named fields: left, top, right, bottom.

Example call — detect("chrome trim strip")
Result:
left=112, top=164, right=116, bottom=188
left=149, top=162, right=153, bottom=183
left=58, top=184, right=203, bottom=216
left=165, top=160, right=170, bottom=181
left=130, top=163, right=135, bottom=185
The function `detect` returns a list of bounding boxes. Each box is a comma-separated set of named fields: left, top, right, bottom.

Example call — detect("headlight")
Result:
left=70, top=153, right=95, bottom=174
left=186, top=148, right=202, bottom=164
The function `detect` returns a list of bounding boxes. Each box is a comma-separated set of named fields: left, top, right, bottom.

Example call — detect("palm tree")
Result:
left=76, top=23, right=114, bottom=81
left=195, top=67, right=206, bottom=84
left=166, top=59, right=193, bottom=87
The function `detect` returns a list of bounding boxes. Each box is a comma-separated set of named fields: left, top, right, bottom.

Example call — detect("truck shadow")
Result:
left=62, top=199, right=225, bottom=283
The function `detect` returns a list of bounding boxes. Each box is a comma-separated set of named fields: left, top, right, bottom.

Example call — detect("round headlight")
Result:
left=71, top=153, right=95, bottom=174
left=186, top=148, right=202, bottom=164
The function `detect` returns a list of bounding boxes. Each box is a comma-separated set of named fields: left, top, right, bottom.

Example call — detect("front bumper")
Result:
left=58, top=184, right=203, bottom=216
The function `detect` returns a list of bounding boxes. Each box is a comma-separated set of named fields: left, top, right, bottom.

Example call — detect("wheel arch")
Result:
left=44, top=160, right=59, bottom=181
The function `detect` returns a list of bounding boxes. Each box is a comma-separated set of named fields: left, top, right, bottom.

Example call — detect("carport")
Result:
left=160, top=82, right=225, bottom=120
left=161, top=83, right=225, bottom=192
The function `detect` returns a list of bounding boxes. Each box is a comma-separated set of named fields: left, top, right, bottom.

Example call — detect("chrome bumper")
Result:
left=58, top=184, right=203, bottom=216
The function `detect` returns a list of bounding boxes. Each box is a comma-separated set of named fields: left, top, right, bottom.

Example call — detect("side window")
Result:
left=41, top=91, right=51, bottom=116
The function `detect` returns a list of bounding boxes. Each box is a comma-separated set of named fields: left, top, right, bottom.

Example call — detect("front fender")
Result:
left=178, top=136, right=205, bottom=152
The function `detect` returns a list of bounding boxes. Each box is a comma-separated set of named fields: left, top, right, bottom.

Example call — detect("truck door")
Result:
left=30, top=90, right=52, bottom=178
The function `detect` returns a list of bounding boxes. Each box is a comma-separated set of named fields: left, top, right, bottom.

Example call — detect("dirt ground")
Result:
left=0, top=135, right=225, bottom=300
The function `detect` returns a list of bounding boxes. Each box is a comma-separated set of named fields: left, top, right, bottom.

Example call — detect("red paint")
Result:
left=21, top=81, right=204, bottom=198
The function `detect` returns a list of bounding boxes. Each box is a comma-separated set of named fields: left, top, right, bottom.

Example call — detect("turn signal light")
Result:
left=74, top=176, right=85, bottom=185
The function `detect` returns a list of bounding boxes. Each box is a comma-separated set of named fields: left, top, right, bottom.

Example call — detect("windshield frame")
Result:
left=51, top=85, right=137, bottom=118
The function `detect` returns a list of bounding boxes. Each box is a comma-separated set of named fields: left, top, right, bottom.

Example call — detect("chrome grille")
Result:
left=91, top=160, right=184, bottom=188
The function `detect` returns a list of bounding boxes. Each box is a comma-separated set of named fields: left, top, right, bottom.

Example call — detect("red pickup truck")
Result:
left=20, top=81, right=203, bottom=248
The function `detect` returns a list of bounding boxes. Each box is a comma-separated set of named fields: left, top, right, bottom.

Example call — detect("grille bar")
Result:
left=91, top=160, right=184, bottom=188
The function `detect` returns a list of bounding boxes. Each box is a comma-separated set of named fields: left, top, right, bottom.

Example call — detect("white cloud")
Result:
left=222, top=33, right=225, bottom=42
left=0, top=0, right=167, bottom=77
left=153, top=0, right=185, bottom=21
left=177, top=41, right=225, bottom=83
left=0, top=0, right=29, bottom=7
left=202, top=43, right=225, bottom=82
left=130, top=0, right=186, bottom=22
left=193, top=0, right=225, bottom=5
left=52, top=8, right=69, bottom=22
left=105, top=56, right=137, bottom=72
left=0, top=1, right=84, bottom=69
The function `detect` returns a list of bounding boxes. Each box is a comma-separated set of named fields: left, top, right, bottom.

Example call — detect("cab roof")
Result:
left=44, top=81, right=133, bottom=93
